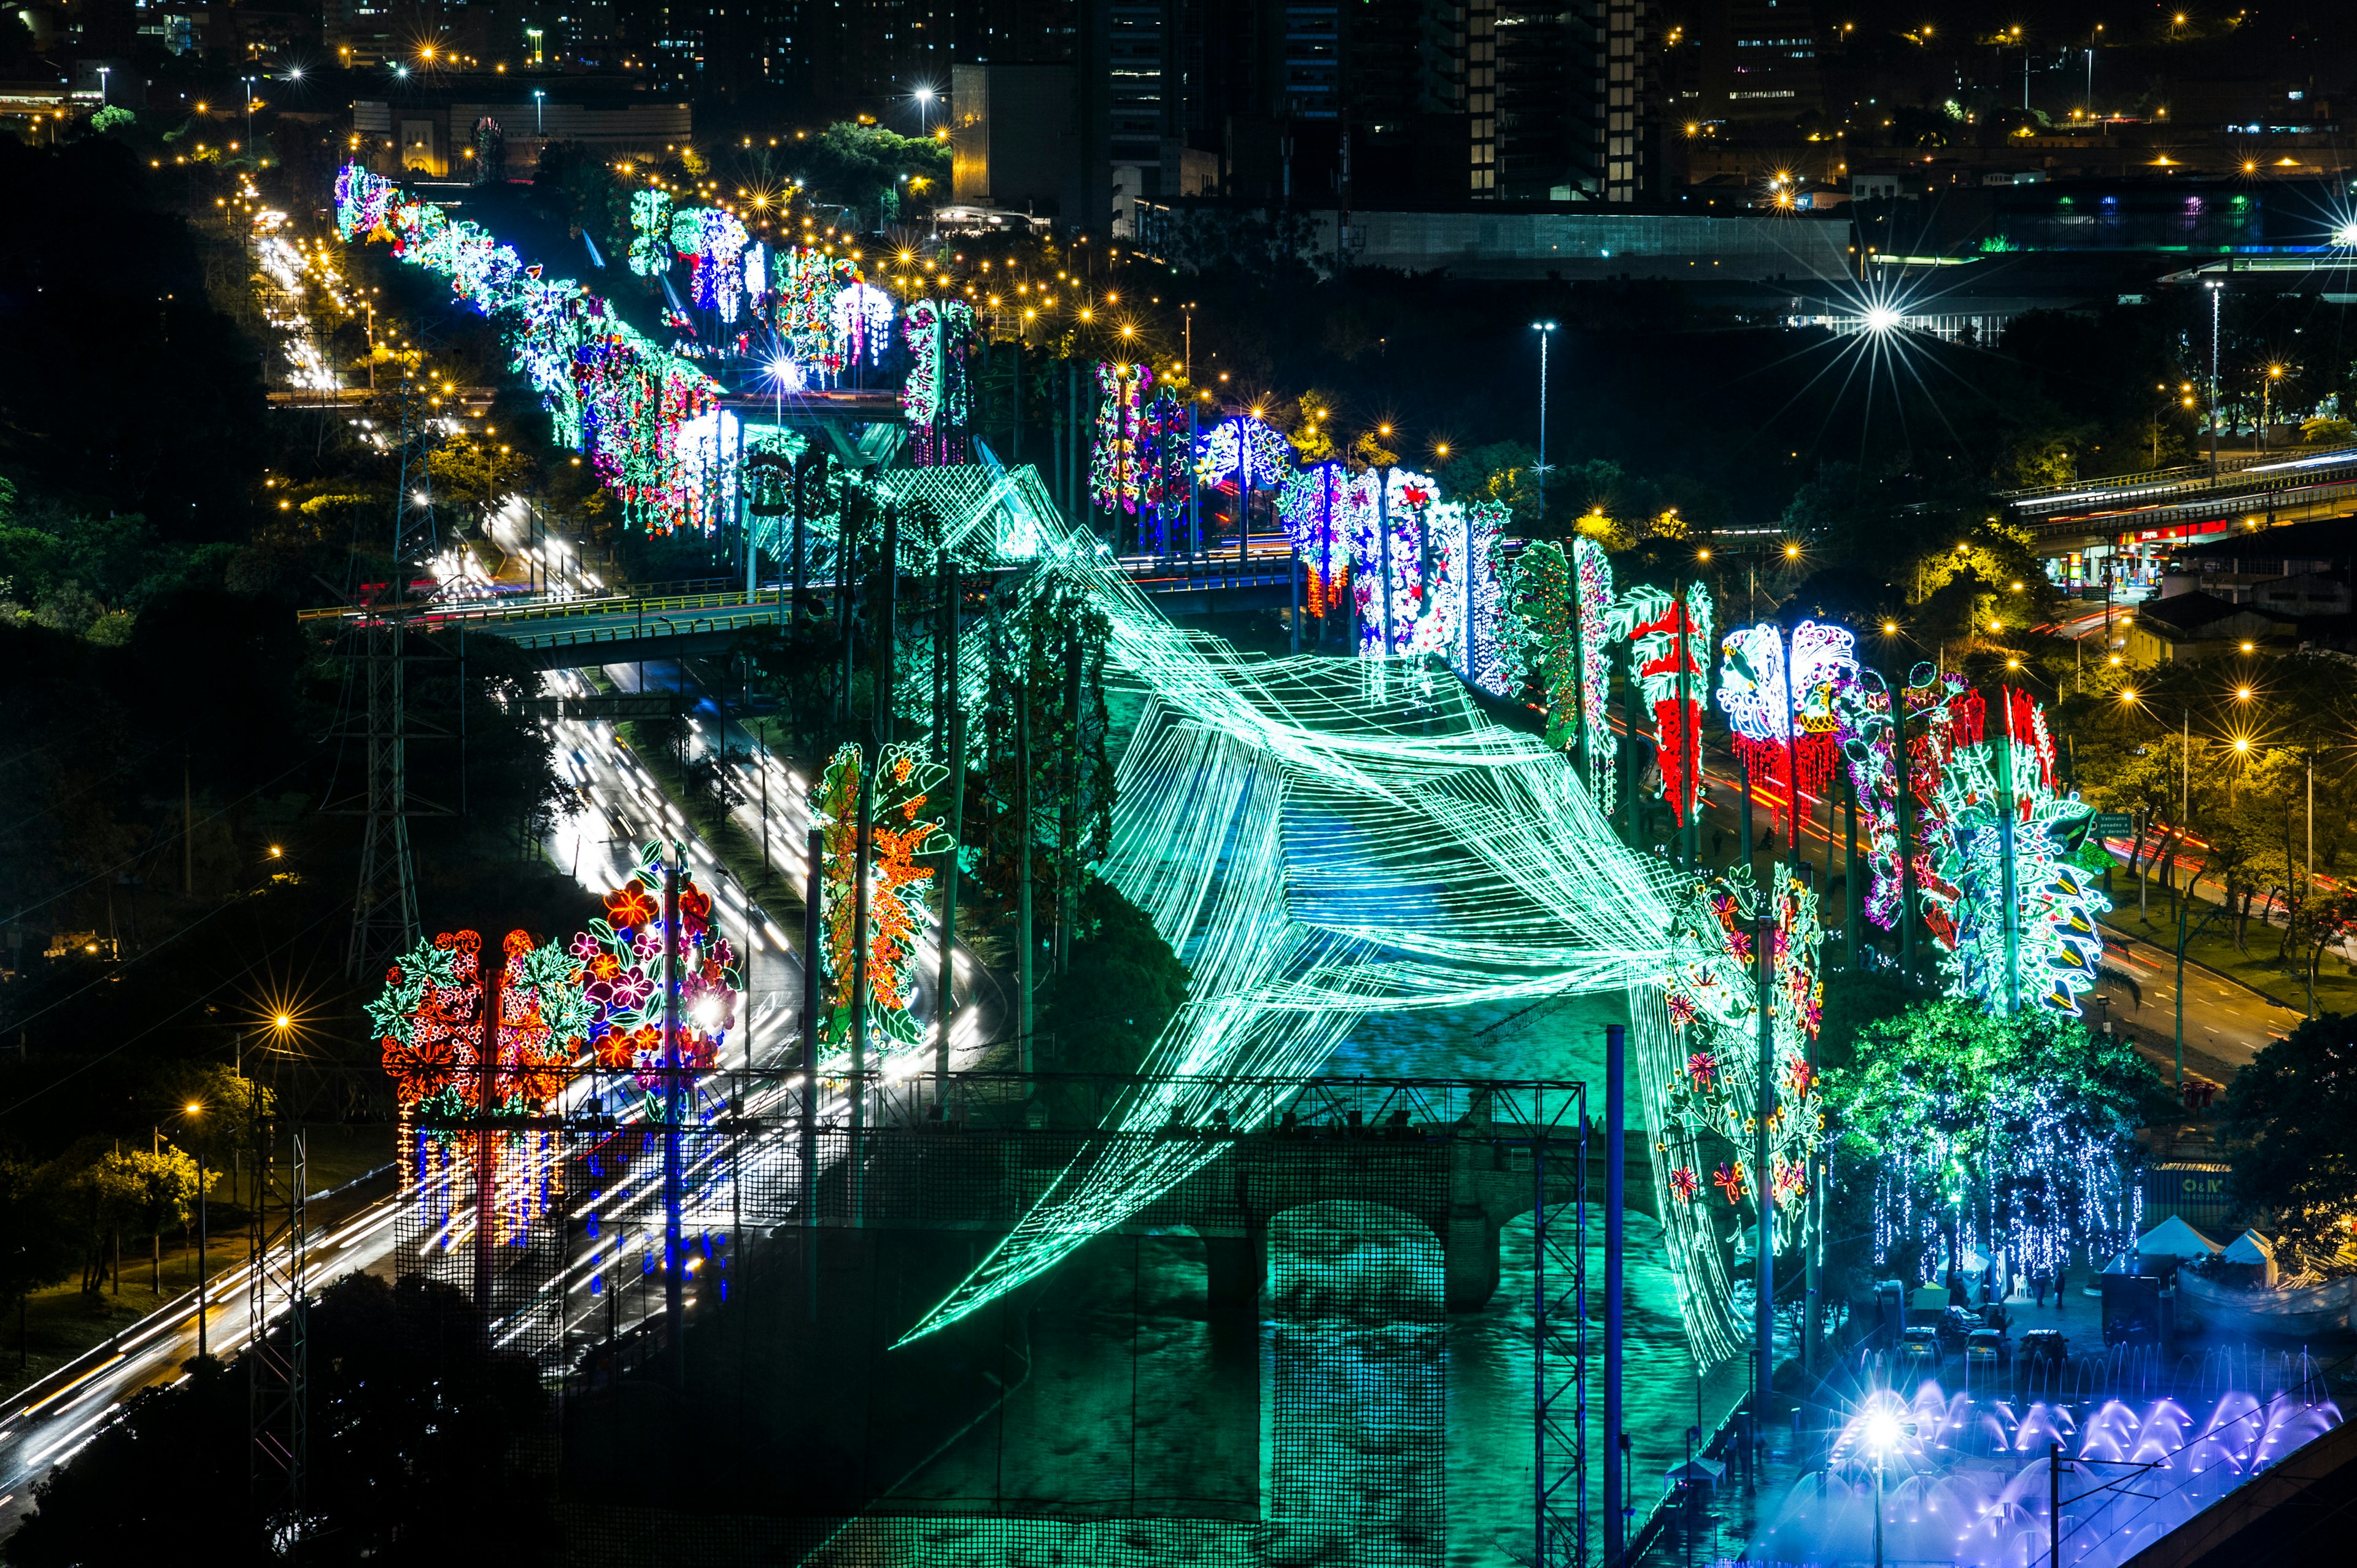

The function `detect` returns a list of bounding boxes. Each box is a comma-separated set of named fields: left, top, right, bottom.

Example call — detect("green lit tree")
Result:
left=1827, top=1000, right=2170, bottom=1281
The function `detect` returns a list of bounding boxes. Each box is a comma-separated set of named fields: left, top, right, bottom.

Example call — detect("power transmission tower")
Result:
left=248, top=1093, right=306, bottom=1546
left=328, top=401, right=449, bottom=978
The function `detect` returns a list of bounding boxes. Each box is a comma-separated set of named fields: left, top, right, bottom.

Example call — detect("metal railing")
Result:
left=2000, top=441, right=2357, bottom=506
left=2030, top=476, right=2357, bottom=541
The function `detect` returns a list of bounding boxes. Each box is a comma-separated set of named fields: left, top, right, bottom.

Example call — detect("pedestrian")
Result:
left=1711, top=828, right=1725, bottom=860
left=2034, top=1271, right=2048, bottom=1308
left=2052, top=1264, right=2067, bottom=1303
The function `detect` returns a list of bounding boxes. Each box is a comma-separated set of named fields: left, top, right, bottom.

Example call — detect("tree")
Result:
left=800, top=122, right=950, bottom=220
left=0, top=1157, right=79, bottom=1356
left=2219, top=1013, right=2357, bottom=1257
left=1036, top=879, right=1190, bottom=1077
left=4, top=1272, right=551, bottom=1566
left=1826, top=1001, right=2170, bottom=1280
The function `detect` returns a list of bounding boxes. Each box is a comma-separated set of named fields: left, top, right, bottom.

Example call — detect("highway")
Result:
left=0, top=654, right=997, bottom=1537
left=1662, top=727, right=2301, bottom=1073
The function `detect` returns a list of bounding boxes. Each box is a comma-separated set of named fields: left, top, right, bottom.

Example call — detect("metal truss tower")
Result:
left=333, top=406, right=446, bottom=978
left=249, top=1111, right=307, bottom=1545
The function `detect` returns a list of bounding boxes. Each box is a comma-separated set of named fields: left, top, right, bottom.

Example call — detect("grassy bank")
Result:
left=2102, top=863, right=2357, bottom=1016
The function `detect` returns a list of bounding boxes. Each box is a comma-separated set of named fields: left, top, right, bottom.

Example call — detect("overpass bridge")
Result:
left=2003, top=443, right=2357, bottom=554
left=303, top=554, right=1301, bottom=667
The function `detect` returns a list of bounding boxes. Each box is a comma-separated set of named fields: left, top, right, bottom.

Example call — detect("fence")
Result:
left=390, top=1071, right=1592, bottom=1567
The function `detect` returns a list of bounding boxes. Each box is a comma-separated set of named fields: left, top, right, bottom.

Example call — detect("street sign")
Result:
left=2093, top=813, right=2134, bottom=838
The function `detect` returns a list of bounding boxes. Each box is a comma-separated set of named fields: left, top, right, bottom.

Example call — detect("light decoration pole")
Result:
left=1278, top=459, right=1353, bottom=624
left=670, top=206, right=752, bottom=322
left=1916, top=689, right=2110, bottom=1016
left=369, top=927, right=592, bottom=1300
left=1347, top=465, right=1448, bottom=658
left=1507, top=536, right=1617, bottom=810
left=1656, top=865, right=1827, bottom=1386
left=1604, top=581, right=1716, bottom=837
left=1716, top=619, right=1859, bottom=856
left=810, top=743, right=954, bottom=1072
left=1088, top=360, right=1152, bottom=532
left=1193, top=408, right=1289, bottom=571
left=830, top=280, right=896, bottom=372
left=564, top=846, right=741, bottom=1328
left=901, top=298, right=975, bottom=465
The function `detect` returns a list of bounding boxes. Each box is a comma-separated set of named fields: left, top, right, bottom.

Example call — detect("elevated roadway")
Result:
left=300, top=553, right=1301, bottom=666
left=2003, top=444, right=2357, bottom=554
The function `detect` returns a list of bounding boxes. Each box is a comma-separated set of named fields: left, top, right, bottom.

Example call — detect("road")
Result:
left=1649, top=726, right=2298, bottom=1071
left=0, top=654, right=997, bottom=1538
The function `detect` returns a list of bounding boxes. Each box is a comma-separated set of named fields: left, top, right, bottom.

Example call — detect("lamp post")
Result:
left=186, top=1101, right=208, bottom=1358
left=2204, top=279, right=2225, bottom=471
left=1864, top=1408, right=1915, bottom=1568
left=533, top=89, right=545, bottom=135
left=2261, top=362, right=2283, bottom=450
left=97, top=65, right=110, bottom=107
left=1530, top=320, right=1558, bottom=475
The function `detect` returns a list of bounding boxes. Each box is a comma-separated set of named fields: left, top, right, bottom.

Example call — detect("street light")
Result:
left=97, top=65, right=110, bottom=106
left=533, top=88, right=546, bottom=134
left=2261, top=363, right=2285, bottom=450
left=2203, top=279, right=2226, bottom=470
left=185, top=1101, right=209, bottom=1358
left=1862, top=1406, right=1915, bottom=1568
left=1530, top=321, right=1558, bottom=474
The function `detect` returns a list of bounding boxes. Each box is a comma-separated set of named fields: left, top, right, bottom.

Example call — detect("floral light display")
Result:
left=900, top=298, right=975, bottom=465
left=1349, top=468, right=1452, bottom=658
left=1193, top=413, right=1291, bottom=495
left=667, top=207, right=752, bottom=321
left=1279, top=461, right=1353, bottom=617
left=335, top=165, right=721, bottom=533
left=1089, top=362, right=1154, bottom=514
left=1642, top=863, right=1827, bottom=1360
left=810, top=743, right=955, bottom=1060
left=567, top=844, right=741, bottom=1114
left=1918, top=699, right=2110, bottom=1015
left=772, top=245, right=858, bottom=380
left=1138, top=393, right=1194, bottom=553
left=370, top=928, right=592, bottom=1246
left=1605, top=582, right=1715, bottom=825
left=1458, top=501, right=1514, bottom=695
left=1715, top=620, right=1858, bottom=816
left=1573, top=538, right=1619, bottom=807
left=830, top=281, right=896, bottom=371
left=627, top=188, right=673, bottom=276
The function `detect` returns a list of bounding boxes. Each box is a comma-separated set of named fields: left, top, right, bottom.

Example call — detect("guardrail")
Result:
left=301, top=556, right=1303, bottom=630
left=1999, top=442, right=2357, bottom=504
left=2030, top=476, right=2357, bottom=542
left=2010, top=452, right=2357, bottom=517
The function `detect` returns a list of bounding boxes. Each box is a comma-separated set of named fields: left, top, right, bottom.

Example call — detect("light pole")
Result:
left=1530, top=320, right=1558, bottom=475
left=2204, top=279, right=2225, bottom=470
left=533, top=89, right=545, bottom=135
left=186, top=1101, right=209, bottom=1358
left=2261, top=362, right=2284, bottom=450
left=97, top=65, right=110, bottom=107
left=913, top=87, right=935, bottom=136
left=1864, top=1407, right=1914, bottom=1568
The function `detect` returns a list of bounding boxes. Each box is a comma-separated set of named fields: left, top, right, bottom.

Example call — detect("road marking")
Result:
left=11, top=1354, right=126, bottom=1423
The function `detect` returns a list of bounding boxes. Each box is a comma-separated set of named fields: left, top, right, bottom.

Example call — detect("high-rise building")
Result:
left=1709, top=0, right=1822, bottom=123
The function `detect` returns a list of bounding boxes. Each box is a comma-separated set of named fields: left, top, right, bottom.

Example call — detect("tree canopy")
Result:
left=2219, top=1012, right=2357, bottom=1258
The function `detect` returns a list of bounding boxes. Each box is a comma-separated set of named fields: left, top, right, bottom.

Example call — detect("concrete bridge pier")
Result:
left=1204, top=1228, right=1266, bottom=1308
left=1444, top=1206, right=1503, bottom=1313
